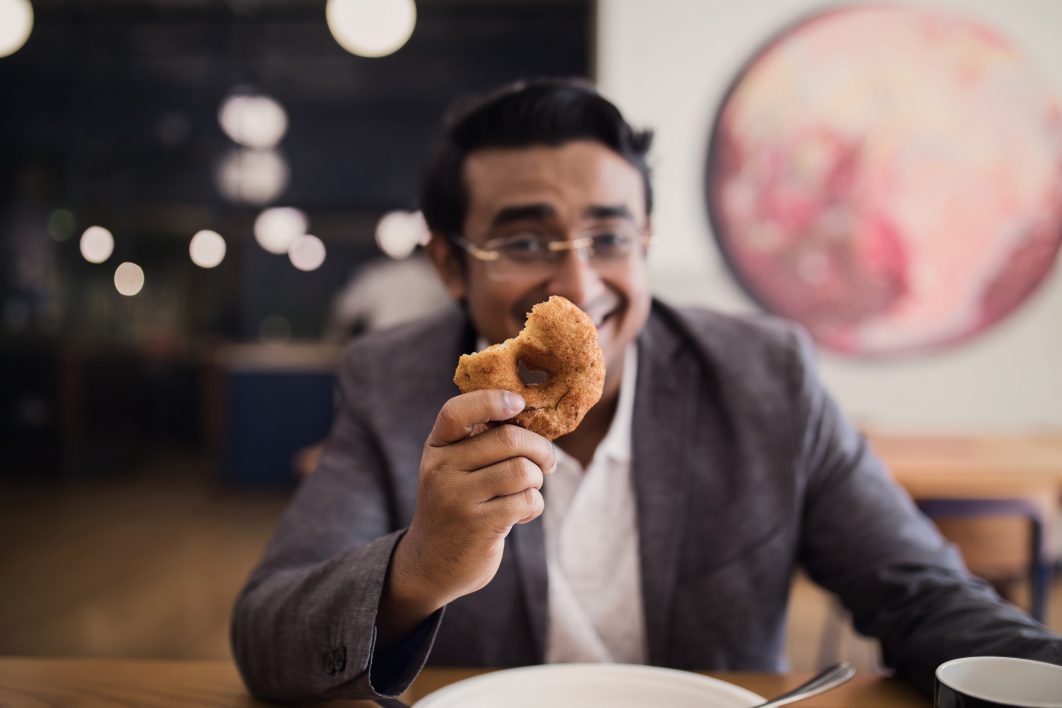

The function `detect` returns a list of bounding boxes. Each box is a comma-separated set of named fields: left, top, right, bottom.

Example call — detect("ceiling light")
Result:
left=326, top=0, right=416, bottom=58
left=375, top=209, right=428, bottom=259
left=216, top=148, right=289, bottom=205
left=218, top=90, right=288, bottom=149
left=114, top=262, right=145, bottom=296
left=254, top=207, right=307, bottom=254
left=0, top=0, right=33, bottom=59
left=189, top=229, right=227, bottom=268
left=80, top=226, right=114, bottom=264
left=288, top=234, right=326, bottom=271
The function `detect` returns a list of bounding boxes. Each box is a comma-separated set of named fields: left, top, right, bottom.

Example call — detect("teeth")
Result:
left=592, top=312, right=606, bottom=327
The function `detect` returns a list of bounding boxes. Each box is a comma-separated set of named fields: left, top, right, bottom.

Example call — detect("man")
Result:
left=231, top=78, right=1062, bottom=702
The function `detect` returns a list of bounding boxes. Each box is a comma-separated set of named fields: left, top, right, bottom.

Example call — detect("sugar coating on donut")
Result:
left=453, top=295, right=606, bottom=440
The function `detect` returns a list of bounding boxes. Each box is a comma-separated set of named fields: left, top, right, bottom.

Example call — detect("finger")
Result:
left=451, top=423, right=556, bottom=474
left=428, top=390, right=525, bottom=447
left=463, top=456, right=544, bottom=503
left=481, top=488, right=544, bottom=533
left=468, top=422, right=492, bottom=437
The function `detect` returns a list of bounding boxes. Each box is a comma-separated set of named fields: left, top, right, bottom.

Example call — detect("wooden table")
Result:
left=869, top=432, right=1062, bottom=501
left=0, top=658, right=928, bottom=706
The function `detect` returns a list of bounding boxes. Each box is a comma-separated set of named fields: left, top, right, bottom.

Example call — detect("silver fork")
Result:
left=750, top=662, right=856, bottom=707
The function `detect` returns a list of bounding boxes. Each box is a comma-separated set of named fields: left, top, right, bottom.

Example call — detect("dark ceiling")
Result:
left=1, top=0, right=591, bottom=214
left=0, top=0, right=592, bottom=476
left=0, top=0, right=591, bottom=346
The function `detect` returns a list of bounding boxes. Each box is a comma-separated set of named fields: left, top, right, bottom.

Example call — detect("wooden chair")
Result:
left=919, top=497, right=1053, bottom=622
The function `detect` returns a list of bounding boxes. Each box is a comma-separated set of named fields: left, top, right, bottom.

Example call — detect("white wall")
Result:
left=596, top=0, right=1062, bottom=432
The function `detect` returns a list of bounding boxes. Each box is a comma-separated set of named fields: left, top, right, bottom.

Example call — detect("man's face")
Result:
left=440, top=140, right=652, bottom=394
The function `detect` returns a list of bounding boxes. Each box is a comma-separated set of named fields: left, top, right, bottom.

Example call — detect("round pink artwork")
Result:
left=707, top=5, right=1062, bottom=356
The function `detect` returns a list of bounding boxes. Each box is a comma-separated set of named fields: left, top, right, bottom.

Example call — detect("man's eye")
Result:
left=498, top=238, right=549, bottom=261
left=591, top=232, right=631, bottom=254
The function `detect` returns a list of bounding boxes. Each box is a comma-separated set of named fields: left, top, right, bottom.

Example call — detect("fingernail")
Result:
left=504, top=391, right=525, bottom=413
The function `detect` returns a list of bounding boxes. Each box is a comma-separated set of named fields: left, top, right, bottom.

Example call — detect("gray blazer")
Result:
left=231, top=299, right=1062, bottom=702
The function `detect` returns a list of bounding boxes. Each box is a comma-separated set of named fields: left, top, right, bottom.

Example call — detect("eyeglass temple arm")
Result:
left=451, top=235, right=499, bottom=262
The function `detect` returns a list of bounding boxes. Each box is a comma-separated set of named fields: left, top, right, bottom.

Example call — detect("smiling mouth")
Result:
left=590, top=309, right=614, bottom=329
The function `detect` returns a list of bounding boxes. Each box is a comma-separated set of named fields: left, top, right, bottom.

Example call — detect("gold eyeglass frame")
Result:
left=448, top=231, right=653, bottom=264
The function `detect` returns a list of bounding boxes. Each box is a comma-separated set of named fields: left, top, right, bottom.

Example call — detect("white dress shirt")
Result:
left=542, top=345, right=646, bottom=664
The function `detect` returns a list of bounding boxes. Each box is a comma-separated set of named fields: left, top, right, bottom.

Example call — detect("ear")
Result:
left=425, top=233, right=467, bottom=300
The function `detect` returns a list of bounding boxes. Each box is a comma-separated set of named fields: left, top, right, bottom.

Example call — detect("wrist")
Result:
left=377, top=532, right=445, bottom=648
left=395, top=531, right=447, bottom=607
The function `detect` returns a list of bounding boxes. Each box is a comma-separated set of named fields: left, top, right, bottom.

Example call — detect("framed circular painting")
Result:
left=706, top=5, right=1062, bottom=357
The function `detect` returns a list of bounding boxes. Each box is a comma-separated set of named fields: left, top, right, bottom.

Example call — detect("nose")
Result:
left=545, top=246, right=605, bottom=308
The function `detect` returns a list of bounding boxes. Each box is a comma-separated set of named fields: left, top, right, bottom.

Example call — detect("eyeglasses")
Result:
left=449, top=224, right=651, bottom=281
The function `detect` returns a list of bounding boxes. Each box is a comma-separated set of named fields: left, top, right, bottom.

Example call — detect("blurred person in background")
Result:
left=231, top=78, right=1062, bottom=702
left=293, top=251, right=453, bottom=478
left=323, top=249, right=453, bottom=342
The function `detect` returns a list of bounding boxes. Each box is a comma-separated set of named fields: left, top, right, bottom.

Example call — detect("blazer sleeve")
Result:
left=789, top=326, right=1062, bottom=695
left=230, top=345, right=443, bottom=702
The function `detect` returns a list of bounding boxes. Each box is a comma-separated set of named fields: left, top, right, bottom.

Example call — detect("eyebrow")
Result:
left=490, top=204, right=557, bottom=228
left=584, top=205, right=635, bottom=221
left=489, top=203, right=636, bottom=229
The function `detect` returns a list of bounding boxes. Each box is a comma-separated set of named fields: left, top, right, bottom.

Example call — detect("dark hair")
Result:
left=419, top=77, right=654, bottom=238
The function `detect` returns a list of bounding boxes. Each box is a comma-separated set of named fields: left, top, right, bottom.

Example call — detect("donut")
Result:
left=453, top=295, right=606, bottom=440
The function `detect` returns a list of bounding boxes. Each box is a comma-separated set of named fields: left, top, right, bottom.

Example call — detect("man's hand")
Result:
left=376, top=390, right=555, bottom=646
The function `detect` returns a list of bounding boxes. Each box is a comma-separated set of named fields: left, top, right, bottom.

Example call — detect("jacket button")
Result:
left=323, top=649, right=336, bottom=675
left=334, top=644, right=346, bottom=672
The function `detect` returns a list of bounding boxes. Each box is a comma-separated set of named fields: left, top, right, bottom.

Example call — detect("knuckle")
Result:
left=524, top=488, right=542, bottom=514
left=438, top=399, right=460, bottom=427
left=508, top=457, right=532, bottom=484
left=495, top=424, right=522, bottom=450
left=420, top=450, right=444, bottom=479
left=520, top=457, right=543, bottom=488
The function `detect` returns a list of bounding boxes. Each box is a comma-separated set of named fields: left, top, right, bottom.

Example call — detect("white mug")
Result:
left=935, top=656, right=1062, bottom=707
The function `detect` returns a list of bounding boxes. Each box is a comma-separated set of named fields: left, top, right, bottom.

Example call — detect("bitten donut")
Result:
left=453, top=295, right=606, bottom=440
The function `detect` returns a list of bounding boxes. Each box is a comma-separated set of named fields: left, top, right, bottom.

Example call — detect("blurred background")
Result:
left=1, top=0, right=1061, bottom=674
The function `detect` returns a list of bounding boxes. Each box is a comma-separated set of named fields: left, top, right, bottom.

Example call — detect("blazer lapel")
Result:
left=508, top=517, right=548, bottom=661
left=372, top=306, right=475, bottom=520
left=632, top=307, right=700, bottom=666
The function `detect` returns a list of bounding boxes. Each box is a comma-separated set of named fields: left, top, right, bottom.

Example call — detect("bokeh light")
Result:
left=80, top=226, right=114, bottom=264
left=325, top=0, right=416, bottom=58
left=189, top=229, right=226, bottom=268
left=288, top=234, right=326, bottom=271
left=113, top=262, right=145, bottom=296
left=0, top=0, right=33, bottom=59
left=218, top=90, right=288, bottom=149
left=375, top=209, right=428, bottom=259
left=216, top=148, right=289, bottom=205
left=254, top=207, right=307, bottom=254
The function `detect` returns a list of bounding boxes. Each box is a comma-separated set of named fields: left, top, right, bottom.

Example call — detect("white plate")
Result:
left=413, top=663, right=766, bottom=708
